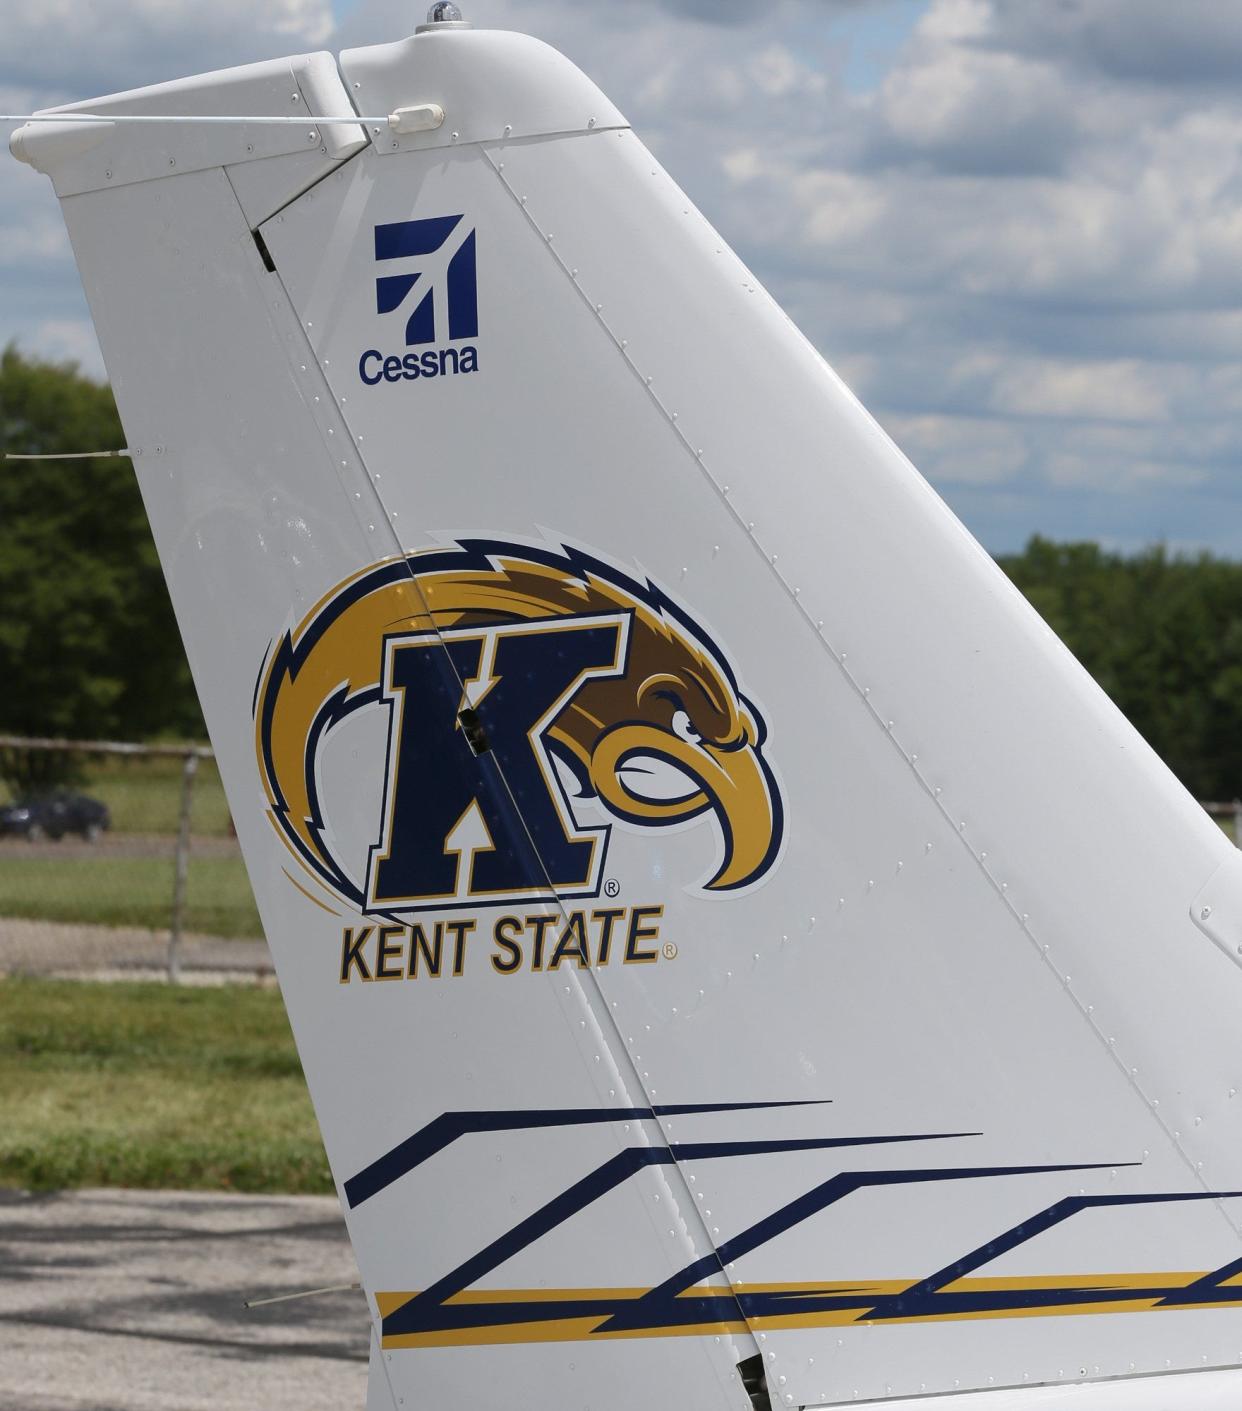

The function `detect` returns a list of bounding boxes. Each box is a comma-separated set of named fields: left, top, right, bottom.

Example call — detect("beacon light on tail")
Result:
left=12, top=6, right=1242, bottom=1409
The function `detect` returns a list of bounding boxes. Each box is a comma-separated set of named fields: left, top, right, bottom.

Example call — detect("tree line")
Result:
left=0, top=348, right=201, bottom=791
left=2, top=347, right=1241, bottom=799
left=998, top=536, right=1242, bottom=799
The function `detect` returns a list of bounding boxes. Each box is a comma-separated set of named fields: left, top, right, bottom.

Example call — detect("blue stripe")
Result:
left=380, top=1132, right=977, bottom=1340
left=344, top=1100, right=828, bottom=1208
left=599, top=1160, right=1109, bottom=1333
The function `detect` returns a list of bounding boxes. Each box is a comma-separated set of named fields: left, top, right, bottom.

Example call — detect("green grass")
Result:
left=1, top=752, right=234, bottom=836
left=0, top=977, right=330, bottom=1192
left=0, top=852, right=262, bottom=937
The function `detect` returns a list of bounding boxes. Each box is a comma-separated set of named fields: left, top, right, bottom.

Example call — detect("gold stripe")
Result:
left=281, top=867, right=341, bottom=916
left=265, top=811, right=334, bottom=900
left=376, top=1273, right=1242, bottom=1349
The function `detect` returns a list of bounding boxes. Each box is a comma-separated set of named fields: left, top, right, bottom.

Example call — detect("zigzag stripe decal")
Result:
left=351, top=1104, right=1242, bottom=1349
left=375, top=1269, right=1242, bottom=1348
left=344, top=1099, right=830, bottom=1208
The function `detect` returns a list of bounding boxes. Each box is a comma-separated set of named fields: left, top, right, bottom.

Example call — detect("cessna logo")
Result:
left=255, top=541, right=784, bottom=915
left=358, top=214, right=480, bottom=386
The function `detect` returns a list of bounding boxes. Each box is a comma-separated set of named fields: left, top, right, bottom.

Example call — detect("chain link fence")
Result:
left=0, top=735, right=1239, bottom=984
left=0, top=737, right=269, bottom=983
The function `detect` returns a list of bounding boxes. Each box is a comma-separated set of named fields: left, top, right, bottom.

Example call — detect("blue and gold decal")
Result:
left=343, top=1103, right=1242, bottom=1349
left=255, top=540, right=784, bottom=917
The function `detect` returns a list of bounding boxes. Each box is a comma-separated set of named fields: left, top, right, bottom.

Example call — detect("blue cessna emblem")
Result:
left=374, top=214, right=478, bottom=345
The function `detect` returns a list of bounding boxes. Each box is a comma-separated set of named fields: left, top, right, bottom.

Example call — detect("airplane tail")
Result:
left=13, top=16, right=1242, bottom=1411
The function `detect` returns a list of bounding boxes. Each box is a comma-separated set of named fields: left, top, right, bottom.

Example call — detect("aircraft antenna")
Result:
left=3, top=450, right=131, bottom=461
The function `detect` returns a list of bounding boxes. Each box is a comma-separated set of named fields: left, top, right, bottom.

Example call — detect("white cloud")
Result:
left=30, top=319, right=108, bottom=378
left=0, top=0, right=334, bottom=93
left=986, top=0, right=1242, bottom=89
left=882, top=412, right=1029, bottom=484
left=1044, top=451, right=1209, bottom=494
left=0, top=203, right=71, bottom=268
left=870, top=27, right=1080, bottom=175
left=720, top=146, right=764, bottom=185
left=987, top=360, right=1171, bottom=424
left=751, top=43, right=828, bottom=99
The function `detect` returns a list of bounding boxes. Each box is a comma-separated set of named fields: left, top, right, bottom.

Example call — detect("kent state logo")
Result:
left=358, top=214, right=480, bottom=386
left=254, top=540, right=784, bottom=915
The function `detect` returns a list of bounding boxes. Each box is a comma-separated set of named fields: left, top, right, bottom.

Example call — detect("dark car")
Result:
left=0, top=791, right=111, bottom=842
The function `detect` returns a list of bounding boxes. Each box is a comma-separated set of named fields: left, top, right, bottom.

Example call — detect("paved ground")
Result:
left=0, top=1189, right=370, bottom=1411
left=0, top=917, right=273, bottom=983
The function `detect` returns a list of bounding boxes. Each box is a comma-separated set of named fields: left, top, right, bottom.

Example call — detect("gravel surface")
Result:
left=0, top=917, right=272, bottom=982
left=0, top=1188, right=370, bottom=1411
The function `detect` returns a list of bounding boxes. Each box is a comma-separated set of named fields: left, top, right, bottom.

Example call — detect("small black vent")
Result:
left=458, top=708, right=490, bottom=756
left=737, top=1353, right=771, bottom=1411
left=251, top=229, right=277, bottom=273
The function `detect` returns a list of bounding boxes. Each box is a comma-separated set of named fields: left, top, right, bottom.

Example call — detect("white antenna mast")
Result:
left=2, top=111, right=446, bottom=133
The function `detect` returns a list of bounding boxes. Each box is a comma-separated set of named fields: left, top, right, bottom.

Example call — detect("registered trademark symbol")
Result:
left=662, top=942, right=678, bottom=960
left=604, top=878, right=620, bottom=898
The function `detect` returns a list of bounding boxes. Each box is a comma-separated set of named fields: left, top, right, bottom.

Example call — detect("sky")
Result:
left=4, top=0, right=1242, bottom=555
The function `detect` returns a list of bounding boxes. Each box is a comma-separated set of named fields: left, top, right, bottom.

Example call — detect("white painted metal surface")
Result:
left=8, top=51, right=364, bottom=215
left=847, top=1368, right=1242, bottom=1410
left=14, top=20, right=1242, bottom=1411
left=338, top=27, right=625, bottom=154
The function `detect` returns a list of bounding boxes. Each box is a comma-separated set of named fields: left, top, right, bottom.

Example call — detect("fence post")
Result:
left=168, top=752, right=199, bottom=983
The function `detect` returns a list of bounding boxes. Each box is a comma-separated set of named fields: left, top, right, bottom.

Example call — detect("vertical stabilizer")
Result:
left=15, top=17, right=1242, bottom=1411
